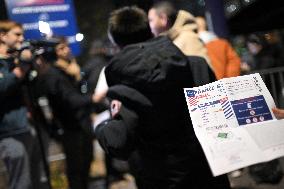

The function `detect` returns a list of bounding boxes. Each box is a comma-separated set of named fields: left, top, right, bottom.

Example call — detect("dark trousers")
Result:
left=0, top=127, right=44, bottom=189
left=61, top=129, right=93, bottom=189
left=0, top=137, right=31, bottom=189
left=14, top=130, right=44, bottom=189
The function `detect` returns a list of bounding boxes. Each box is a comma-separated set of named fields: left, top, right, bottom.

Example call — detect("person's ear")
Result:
left=160, top=13, right=168, bottom=27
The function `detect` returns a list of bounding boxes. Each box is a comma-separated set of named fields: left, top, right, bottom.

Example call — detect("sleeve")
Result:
left=225, top=41, right=241, bottom=78
left=47, top=72, right=93, bottom=111
left=60, top=80, right=93, bottom=110
left=187, top=56, right=216, bottom=86
left=0, top=66, right=21, bottom=99
left=94, top=104, right=138, bottom=160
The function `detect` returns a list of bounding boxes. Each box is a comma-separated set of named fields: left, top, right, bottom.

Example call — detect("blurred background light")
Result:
left=75, top=33, right=84, bottom=42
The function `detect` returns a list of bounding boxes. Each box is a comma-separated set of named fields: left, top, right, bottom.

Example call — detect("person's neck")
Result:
left=59, top=57, right=72, bottom=63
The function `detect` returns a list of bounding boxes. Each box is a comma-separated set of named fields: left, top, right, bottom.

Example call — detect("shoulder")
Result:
left=187, top=56, right=208, bottom=64
left=105, top=36, right=190, bottom=88
left=43, top=66, right=67, bottom=86
left=107, top=36, right=183, bottom=71
left=45, top=66, right=61, bottom=78
left=122, top=36, right=176, bottom=52
left=0, top=58, right=11, bottom=68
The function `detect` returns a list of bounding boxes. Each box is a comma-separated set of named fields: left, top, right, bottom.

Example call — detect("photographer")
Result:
left=33, top=38, right=100, bottom=189
left=0, top=20, right=36, bottom=189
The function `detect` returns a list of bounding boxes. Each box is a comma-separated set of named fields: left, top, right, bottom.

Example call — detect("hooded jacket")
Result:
left=37, top=65, right=93, bottom=133
left=95, top=36, right=230, bottom=188
left=165, top=10, right=212, bottom=68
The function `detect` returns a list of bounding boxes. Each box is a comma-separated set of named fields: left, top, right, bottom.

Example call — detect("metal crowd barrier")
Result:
left=249, top=66, right=284, bottom=108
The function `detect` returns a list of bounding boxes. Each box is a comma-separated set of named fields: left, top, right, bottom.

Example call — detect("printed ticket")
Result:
left=184, top=73, right=284, bottom=176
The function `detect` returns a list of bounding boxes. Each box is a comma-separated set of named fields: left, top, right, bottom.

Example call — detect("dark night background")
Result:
left=1, top=0, right=284, bottom=61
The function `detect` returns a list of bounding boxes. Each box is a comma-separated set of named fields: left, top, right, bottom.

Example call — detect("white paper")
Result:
left=184, top=73, right=284, bottom=176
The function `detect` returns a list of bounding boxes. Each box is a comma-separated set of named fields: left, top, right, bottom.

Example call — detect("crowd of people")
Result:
left=1, top=1, right=284, bottom=189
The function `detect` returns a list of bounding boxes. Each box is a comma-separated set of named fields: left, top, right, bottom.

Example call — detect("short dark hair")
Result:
left=152, top=1, right=177, bottom=27
left=247, top=34, right=267, bottom=47
left=108, top=6, right=153, bottom=47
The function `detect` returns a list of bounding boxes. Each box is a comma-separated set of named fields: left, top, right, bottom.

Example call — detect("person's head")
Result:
left=0, top=20, right=24, bottom=50
left=54, top=37, right=72, bottom=61
left=148, top=1, right=177, bottom=37
left=246, top=34, right=267, bottom=55
left=108, top=6, right=153, bottom=48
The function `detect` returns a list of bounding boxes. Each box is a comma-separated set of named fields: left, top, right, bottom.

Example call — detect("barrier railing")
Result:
left=248, top=66, right=284, bottom=108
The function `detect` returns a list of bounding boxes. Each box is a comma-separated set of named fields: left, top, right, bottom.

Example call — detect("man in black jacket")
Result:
left=0, top=20, right=38, bottom=189
left=33, top=40, right=100, bottom=189
left=95, top=6, right=230, bottom=189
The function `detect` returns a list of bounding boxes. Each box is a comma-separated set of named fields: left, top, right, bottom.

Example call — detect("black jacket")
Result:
left=95, top=36, right=230, bottom=189
left=187, top=56, right=216, bottom=86
left=37, top=65, right=93, bottom=132
left=0, top=57, right=29, bottom=138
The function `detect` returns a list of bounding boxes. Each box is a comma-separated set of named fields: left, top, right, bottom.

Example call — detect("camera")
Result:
left=8, top=38, right=60, bottom=80
left=12, top=38, right=60, bottom=61
left=8, top=38, right=60, bottom=63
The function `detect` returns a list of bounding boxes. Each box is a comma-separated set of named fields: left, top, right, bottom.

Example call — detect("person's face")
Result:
left=1, top=26, right=24, bottom=49
left=148, top=8, right=168, bottom=37
left=56, top=42, right=71, bottom=60
left=247, top=42, right=262, bottom=55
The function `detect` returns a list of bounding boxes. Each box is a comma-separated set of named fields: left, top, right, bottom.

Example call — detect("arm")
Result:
left=0, top=64, right=25, bottom=98
left=55, top=75, right=94, bottom=110
left=0, top=50, right=32, bottom=97
left=95, top=103, right=138, bottom=160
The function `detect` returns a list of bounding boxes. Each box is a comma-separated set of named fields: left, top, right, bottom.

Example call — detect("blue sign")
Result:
left=231, top=95, right=273, bottom=126
left=5, top=0, right=81, bottom=56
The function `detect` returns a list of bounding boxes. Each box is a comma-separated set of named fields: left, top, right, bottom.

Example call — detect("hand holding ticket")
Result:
left=184, top=73, right=284, bottom=176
